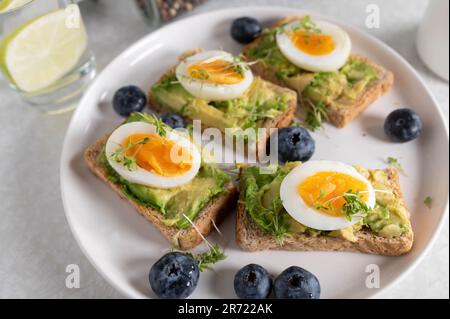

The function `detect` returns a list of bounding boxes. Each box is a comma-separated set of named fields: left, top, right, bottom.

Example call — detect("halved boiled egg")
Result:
left=105, top=121, right=201, bottom=189
left=276, top=19, right=351, bottom=72
left=176, top=50, right=254, bottom=101
left=280, top=161, right=375, bottom=231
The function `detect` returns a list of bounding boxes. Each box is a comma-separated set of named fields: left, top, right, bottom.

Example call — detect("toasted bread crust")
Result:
left=242, top=16, right=394, bottom=128
left=84, top=135, right=238, bottom=251
left=236, top=168, right=414, bottom=256
left=148, top=48, right=297, bottom=155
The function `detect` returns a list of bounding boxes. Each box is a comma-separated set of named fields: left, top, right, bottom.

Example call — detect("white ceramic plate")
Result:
left=60, top=7, right=449, bottom=299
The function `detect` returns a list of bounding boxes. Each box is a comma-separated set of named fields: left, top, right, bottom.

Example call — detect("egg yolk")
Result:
left=123, top=133, right=192, bottom=177
left=188, top=59, right=244, bottom=84
left=291, top=31, right=336, bottom=56
left=298, top=172, right=368, bottom=217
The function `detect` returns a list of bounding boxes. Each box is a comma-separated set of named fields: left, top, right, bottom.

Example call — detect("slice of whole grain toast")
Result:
left=242, top=16, right=394, bottom=128
left=148, top=49, right=297, bottom=155
left=84, top=135, right=238, bottom=251
left=236, top=168, right=413, bottom=256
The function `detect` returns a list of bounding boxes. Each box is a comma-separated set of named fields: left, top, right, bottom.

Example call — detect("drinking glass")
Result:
left=0, top=0, right=96, bottom=113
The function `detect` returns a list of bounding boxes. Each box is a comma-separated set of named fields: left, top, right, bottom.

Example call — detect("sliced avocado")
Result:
left=98, top=130, right=231, bottom=230
left=112, top=164, right=229, bottom=229
left=150, top=72, right=291, bottom=131
left=247, top=78, right=277, bottom=101
left=285, top=214, right=308, bottom=234
left=245, top=21, right=380, bottom=110
left=361, top=169, right=410, bottom=237
left=163, top=177, right=222, bottom=228
left=152, top=83, right=193, bottom=113
left=261, top=175, right=283, bottom=212
left=187, top=98, right=234, bottom=130
left=302, top=60, right=378, bottom=105
left=329, top=227, right=358, bottom=242
left=303, top=72, right=347, bottom=104
left=378, top=224, right=403, bottom=238
left=126, top=183, right=175, bottom=210
left=284, top=73, right=315, bottom=95
left=280, top=161, right=301, bottom=173
left=341, top=59, right=378, bottom=83
left=343, top=77, right=371, bottom=99
left=241, top=166, right=289, bottom=239
left=241, top=163, right=311, bottom=240
left=241, top=163, right=409, bottom=240
left=246, top=30, right=302, bottom=79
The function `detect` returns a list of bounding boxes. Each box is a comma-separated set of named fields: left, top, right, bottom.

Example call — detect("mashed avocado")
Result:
left=98, top=113, right=231, bottom=229
left=151, top=70, right=294, bottom=131
left=240, top=163, right=410, bottom=242
left=355, top=167, right=411, bottom=238
left=245, top=19, right=379, bottom=129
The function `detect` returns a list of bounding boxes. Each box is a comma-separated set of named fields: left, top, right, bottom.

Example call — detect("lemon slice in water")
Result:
left=0, top=0, right=32, bottom=13
left=0, top=4, right=88, bottom=93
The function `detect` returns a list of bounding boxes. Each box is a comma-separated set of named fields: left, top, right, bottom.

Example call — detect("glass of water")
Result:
left=0, top=0, right=96, bottom=113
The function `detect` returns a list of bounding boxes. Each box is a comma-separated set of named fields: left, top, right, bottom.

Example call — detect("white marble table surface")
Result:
left=0, top=0, right=448, bottom=299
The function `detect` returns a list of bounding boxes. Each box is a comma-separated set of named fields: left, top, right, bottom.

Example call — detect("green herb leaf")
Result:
left=246, top=25, right=302, bottom=79
left=290, top=119, right=302, bottom=127
left=305, top=100, right=328, bottom=131
left=341, top=59, right=379, bottom=84
left=318, top=188, right=326, bottom=199
left=298, top=15, right=321, bottom=33
left=387, top=157, right=405, bottom=174
left=190, top=67, right=210, bottom=81
left=424, top=196, right=433, bottom=209
left=342, top=190, right=370, bottom=221
left=126, top=112, right=170, bottom=138
left=241, top=167, right=289, bottom=242
left=188, top=54, right=249, bottom=83
left=152, top=73, right=179, bottom=90
left=109, top=137, right=151, bottom=171
left=232, top=55, right=250, bottom=76
left=150, top=114, right=167, bottom=137
left=186, top=244, right=226, bottom=272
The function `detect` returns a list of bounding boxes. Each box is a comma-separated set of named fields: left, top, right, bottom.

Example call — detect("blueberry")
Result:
left=384, top=108, right=423, bottom=143
left=149, top=252, right=199, bottom=299
left=161, top=113, right=186, bottom=129
left=234, top=264, right=272, bottom=299
left=276, top=127, right=316, bottom=163
left=231, top=17, right=262, bottom=44
left=113, top=86, right=147, bottom=117
left=274, top=266, right=321, bottom=299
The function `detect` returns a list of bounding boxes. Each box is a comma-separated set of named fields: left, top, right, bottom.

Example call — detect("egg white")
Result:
left=276, top=19, right=351, bottom=72
left=280, top=160, right=376, bottom=231
left=175, top=50, right=254, bottom=101
left=105, top=121, right=201, bottom=189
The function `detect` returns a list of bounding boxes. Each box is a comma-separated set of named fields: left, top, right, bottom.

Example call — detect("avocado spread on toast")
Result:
left=240, top=163, right=410, bottom=242
left=245, top=18, right=379, bottom=130
left=151, top=72, right=295, bottom=131
left=97, top=113, right=231, bottom=229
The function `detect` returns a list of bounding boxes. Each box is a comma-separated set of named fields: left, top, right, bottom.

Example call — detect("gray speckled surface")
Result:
left=0, top=0, right=448, bottom=299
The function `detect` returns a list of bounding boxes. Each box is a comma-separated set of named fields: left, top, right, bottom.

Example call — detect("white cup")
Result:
left=417, top=0, right=449, bottom=81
